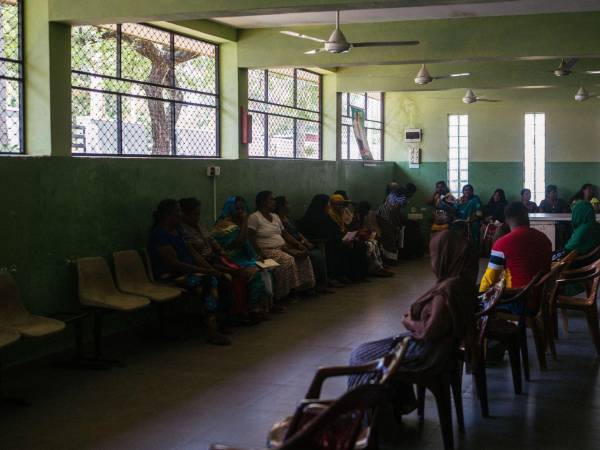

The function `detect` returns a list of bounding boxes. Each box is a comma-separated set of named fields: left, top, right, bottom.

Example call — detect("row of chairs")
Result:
left=209, top=246, right=600, bottom=450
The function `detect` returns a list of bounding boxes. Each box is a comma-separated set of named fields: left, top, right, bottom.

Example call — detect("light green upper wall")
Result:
left=383, top=89, right=600, bottom=163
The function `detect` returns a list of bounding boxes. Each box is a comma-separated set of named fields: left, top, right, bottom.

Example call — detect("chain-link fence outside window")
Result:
left=0, top=0, right=23, bottom=154
left=248, top=68, right=321, bottom=159
left=340, top=92, right=384, bottom=160
left=71, top=24, right=219, bottom=157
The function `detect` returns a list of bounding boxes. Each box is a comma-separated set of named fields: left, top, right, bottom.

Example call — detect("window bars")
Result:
left=71, top=24, right=219, bottom=157
left=340, top=92, right=384, bottom=160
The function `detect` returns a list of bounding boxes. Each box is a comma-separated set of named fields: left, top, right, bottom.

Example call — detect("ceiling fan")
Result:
left=552, top=58, right=600, bottom=77
left=414, top=64, right=470, bottom=85
left=574, top=86, right=599, bottom=102
left=462, top=89, right=499, bottom=104
left=280, top=10, right=419, bottom=55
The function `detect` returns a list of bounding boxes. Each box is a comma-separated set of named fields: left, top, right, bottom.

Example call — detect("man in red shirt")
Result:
left=479, top=202, right=552, bottom=314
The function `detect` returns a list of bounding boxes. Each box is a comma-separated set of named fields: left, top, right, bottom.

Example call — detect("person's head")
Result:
left=256, top=190, right=275, bottom=212
left=504, top=202, right=530, bottom=229
left=274, top=196, right=289, bottom=216
left=304, top=194, right=330, bottom=218
left=386, top=182, right=399, bottom=196
left=462, top=184, right=474, bottom=199
left=491, top=189, right=506, bottom=204
left=405, top=183, right=417, bottom=198
left=546, top=185, right=558, bottom=201
left=573, top=183, right=596, bottom=202
left=329, top=194, right=346, bottom=213
left=571, top=200, right=596, bottom=230
left=153, top=199, right=180, bottom=229
left=435, top=181, right=449, bottom=195
left=334, top=190, right=349, bottom=201
left=219, top=196, right=248, bottom=222
left=179, top=197, right=202, bottom=225
left=429, top=230, right=477, bottom=284
left=357, top=201, right=371, bottom=218
left=520, top=188, right=532, bottom=203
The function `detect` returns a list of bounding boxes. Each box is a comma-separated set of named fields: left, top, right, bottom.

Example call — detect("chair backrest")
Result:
left=476, top=278, right=505, bottom=344
left=0, top=271, right=30, bottom=323
left=281, top=384, right=388, bottom=450
left=77, top=256, right=120, bottom=304
left=113, top=250, right=152, bottom=291
left=140, top=248, right=156, bottom=282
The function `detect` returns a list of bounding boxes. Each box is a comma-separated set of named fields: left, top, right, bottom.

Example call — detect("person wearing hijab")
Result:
left=376, top=187, right=407, bottom=264
left=564, top=201, right=600, bottom=261
left=347, top=230, right=479, bottom=414
left=570, top=183, right=600, bottom=213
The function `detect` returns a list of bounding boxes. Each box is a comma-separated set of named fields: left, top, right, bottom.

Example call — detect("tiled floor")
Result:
left=1, top=258, right=600, bottom=449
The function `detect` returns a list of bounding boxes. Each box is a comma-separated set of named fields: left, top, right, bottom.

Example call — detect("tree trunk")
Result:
left=141, top=61, right=171, bottom=155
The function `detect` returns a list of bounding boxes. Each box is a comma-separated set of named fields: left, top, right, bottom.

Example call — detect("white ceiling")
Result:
left=214, top=0, right=600, bottom=28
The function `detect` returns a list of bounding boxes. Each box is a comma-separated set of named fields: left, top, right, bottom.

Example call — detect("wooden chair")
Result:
left=210, top=383, right=390, bottom=450
left=267, top=337, right=410, bottom=450
left=551, top=259, right=600, bottom=355
left=77, top=257, right=150, bottom=364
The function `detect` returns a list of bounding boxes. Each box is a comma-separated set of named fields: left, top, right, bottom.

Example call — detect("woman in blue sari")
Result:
left=454, top=184, right=483, bottom=247
left=213, top=196, right=273, bottom=313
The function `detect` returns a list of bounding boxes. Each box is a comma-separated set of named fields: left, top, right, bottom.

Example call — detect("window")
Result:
left=0, top=0, right=23, bottom=154
left=248, top=68, right=321, bottom=159
left=448, top=114, right=469, bottom=197
left=340, top=92, right=383, bottom=160
left=524, top=113, right=545, bottom=204
left=71, top=24, right=219, bottom=157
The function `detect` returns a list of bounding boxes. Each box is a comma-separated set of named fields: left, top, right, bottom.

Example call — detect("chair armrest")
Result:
left=209, top=445, right=263, bottom=450
left=556, top=275, right=596, bottom=286
left=305, top=361, right=381, bottom=399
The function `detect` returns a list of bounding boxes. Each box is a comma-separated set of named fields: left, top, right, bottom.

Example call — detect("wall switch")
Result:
left=207, top=166, right=221, bottom=176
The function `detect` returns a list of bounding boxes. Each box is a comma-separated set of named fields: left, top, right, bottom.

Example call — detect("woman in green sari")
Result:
left=213, top=196, right=273, bottom=314
left=565, top=201, right=600, bottom=263
left=454, top=184, right=483, bottom=247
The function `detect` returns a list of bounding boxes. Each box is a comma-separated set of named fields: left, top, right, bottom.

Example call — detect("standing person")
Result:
left=454, top=184, right=483, bottom=247
left=376, top=186, right=406, bottom=265
left=148, top=199, right=230, bottom=345
left=274, top=196, right=331, bottom=294
left=570, top=183, right=600, bottom=212
left=539, top=185, right=570, bottom=213
left=479, top=202, right=552, bottom=315
left=179, top=197, right=265, bottom=323
left=213, top=196, right=273, bottom=314
left=247, top=191, right=315, bottom=301
left=520, top=188, right=538, bottom=213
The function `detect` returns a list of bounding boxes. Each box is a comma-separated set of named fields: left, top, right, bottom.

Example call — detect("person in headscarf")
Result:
left=564, top=201, right=600, bottom=265
left=376, top=186, right=407, bottom=264
left=348, top=230, right=479, bottom=414
left=354, top=201, right=393, bottom=277
left=213, top=196, right=273, bottom=314
left=298, top=194, right=367, bottom=284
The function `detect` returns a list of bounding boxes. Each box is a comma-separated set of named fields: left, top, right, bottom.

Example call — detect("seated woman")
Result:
left=520, top=188, right=538, bottom=213
left=274, top=195, right=330, bottom=294
left=355, top=201, right=393, bottom=277
left=539, top=185, right=570, bottom=213
left=453, top=184, right=483, bottom=247
left=348, top=230, right=478, bottom=414
left=482, top=188, right=509, bottom=251
left=429, top=181, right=457, bottom=233
left=247, top=191, right=315, bottom=302
left=179, top=197, right=266, bottom=323
left=570, top=183, right=600, bottom=213
left=299, top=194, right=367, bottom=284
left=213, top=196, right=273, bottom=314
left=558, top=201, right=600, bottom=266
left=148, top=199, right=230, bottom=345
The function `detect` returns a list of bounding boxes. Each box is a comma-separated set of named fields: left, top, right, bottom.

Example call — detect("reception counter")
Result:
left=530, top=213, right=600, bottom=250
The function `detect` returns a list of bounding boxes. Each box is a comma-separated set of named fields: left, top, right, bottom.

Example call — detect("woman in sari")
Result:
left=429, top=181, right=457, bottom=233
left=348, top=230, right=479, bottom=415
left=454, top=184, right=483, bottom=247
left=213, top=196, right=273, bottom=314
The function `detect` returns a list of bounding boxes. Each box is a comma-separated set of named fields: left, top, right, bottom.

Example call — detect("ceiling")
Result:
left=214, top=0, right=600, bottom=28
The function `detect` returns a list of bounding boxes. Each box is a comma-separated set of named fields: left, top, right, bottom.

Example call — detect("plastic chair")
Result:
left=77, top=257, right=150, bottom=364
left=0, top=328, right=22, bottom=405
left=0, top=272, right=66, bottom=338
left=210, top=383, right=390, bottom=450
left=551, top=259, right=600, bottom=355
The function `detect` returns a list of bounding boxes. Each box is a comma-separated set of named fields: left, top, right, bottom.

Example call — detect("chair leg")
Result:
left=0, top=356, right=29, bottom=407
left=91, top=310, right=124, bottom=368
left=507, top=342, right=523, bottom=395
left=450, top=361, right=465, bottom=433
left=473, top=364, right=489, bottom=418
left=429, top=376, right=454, bottom=450
left=417, top=383, right=426, bottom=424
left=520, top=327, right=531, bottom=382
left=561, top=308, right=570, bottom=335
left=585, top=306, right=600, bottom=356
left=529, top=317, right=547, bottom=371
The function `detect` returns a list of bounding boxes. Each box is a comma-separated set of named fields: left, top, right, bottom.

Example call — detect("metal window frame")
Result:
left=0, top=0, right=25, bottom=155
left=248, top=67, right=322, bottom=160
left=447, top=113, right=469, bottom=197
left=524, top=112, right=545, bottom=204
left=71, top=22, right=221, bottom=158
left=340, top=92, right=384, bottom=161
